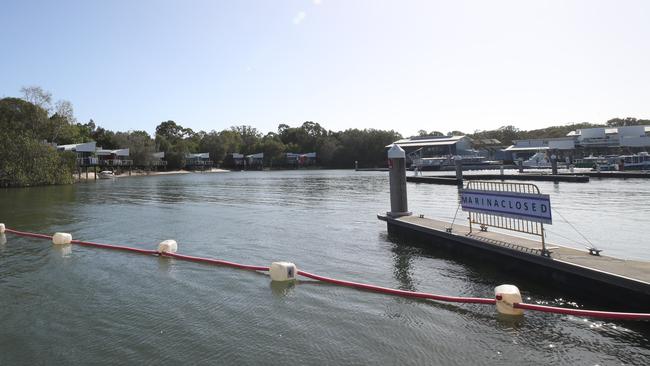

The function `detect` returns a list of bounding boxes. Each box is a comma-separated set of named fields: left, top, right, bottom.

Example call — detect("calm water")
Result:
left=0, top=170, right=648, bottom=365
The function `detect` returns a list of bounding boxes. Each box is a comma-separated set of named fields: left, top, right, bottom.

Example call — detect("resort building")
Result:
left=224, top=153, right=245, bottom=169
left=246, top=153, right=264, bottom=169
left=286, top=152, right=317, bottom=167
left=97, top=148, right=132, bottom=166
left=56, top=142, right=98, bottom=166
left=185, top=153, right=212, bottom=169
left=150, top=152, right=167, bottom=169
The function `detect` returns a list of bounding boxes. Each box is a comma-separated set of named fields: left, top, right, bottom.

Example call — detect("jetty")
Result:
left=408, top=174, right=589, bottom=184
left=381, top=144, right=650, bottom=310
left=561, top=171, right=650, bottom=179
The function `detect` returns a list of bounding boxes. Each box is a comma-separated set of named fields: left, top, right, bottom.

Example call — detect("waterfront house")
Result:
left=285, top=152, right=317, bottom=167
left=185, top=153, right=212, bottom=169
left=97, top=148, right=132, bottom=166
left=246, top=152, right=264, bottom=169
left=224, top=153, right=245, bottom=169
left=150, top=152, right=167, bottom=169
left=56, top=142, right=98, bottom=166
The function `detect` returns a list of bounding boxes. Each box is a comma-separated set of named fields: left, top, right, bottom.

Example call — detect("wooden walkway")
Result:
left=395, top=215, right=650, bottom=284
left=378, top=214, right=650, bottom=307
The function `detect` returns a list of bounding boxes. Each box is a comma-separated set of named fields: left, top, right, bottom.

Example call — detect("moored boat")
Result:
left=98, top=171, right=115, bottom=179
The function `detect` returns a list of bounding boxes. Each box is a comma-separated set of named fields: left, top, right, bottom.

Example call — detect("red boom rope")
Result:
left=3, top=227, right=649, bottom=320
left=298, top=270, right=496, bottom=304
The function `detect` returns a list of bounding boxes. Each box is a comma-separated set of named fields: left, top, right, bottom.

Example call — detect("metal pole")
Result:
left=551, top=154, right=558, bottom=175
left=454, top=156, right=463, bottom=187
left=387, top=144, right=411, bottom=218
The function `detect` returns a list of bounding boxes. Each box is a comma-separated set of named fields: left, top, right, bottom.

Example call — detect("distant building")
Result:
left=504, top=137, right=575, bottom=161
left=567, top=126, right=650, bottom=149
left=246, top=153, right=264, bottom=169
left=503, top=126, right=650, bottom=161
left=56, top=142, right=98, bottom=166
left=224, top=153, right=245, bottom=169
left=286, top=152, right=316, bottom=167
left=388, top=135, right=474, bottom=164
left=150, top=152, right=167, bottom=168
left=97, top=148, right=131, bottom=166
left=185, top=153, right=212, bottom=169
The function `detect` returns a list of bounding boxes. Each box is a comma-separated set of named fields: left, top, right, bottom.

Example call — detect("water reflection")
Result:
left=270, top=280, right=295, bottom=297
left=53, top=244, right=72, bottom=258
left=390, top=243, right=417, bottom=292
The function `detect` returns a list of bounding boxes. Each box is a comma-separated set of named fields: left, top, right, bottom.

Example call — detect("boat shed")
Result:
left=388, top=135, right=473, bottom=163
left=504, top=138, right=575, bottom=161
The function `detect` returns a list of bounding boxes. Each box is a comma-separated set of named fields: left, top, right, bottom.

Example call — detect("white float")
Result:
left=52, top=232, right=72, bottom=245
left=269, top=262, right=297, bottom=282
left=494, top=284, right=524, bottom=316
left=0, top=223, right=5, bottom=233
left=157, top=239, right=178, bottom=254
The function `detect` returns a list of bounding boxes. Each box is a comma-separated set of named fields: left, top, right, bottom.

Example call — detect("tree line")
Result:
left=2, top=86, right=647, bottom=187
left=0, top=87, right=403, bottom=186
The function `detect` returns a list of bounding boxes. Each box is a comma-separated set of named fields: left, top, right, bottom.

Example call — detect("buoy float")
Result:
left=269, top=262, right=297, bottom=282
left=495, top=284, right=524, bottom=316
left=52, top=232, right=72, bottom=245
left=157, top=239, right=178, bottom=254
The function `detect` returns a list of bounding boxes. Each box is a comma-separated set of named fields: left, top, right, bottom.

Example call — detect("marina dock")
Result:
left=381, top=144, right=650, bottom=310
left=560, top=171, right=650, bottom=179
left=379, top=214, right=650, bottom=309
left=407, top=173, right=590, bottom=184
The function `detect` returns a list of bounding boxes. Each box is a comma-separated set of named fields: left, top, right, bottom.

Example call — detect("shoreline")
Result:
left=75, top=168, right=230, bottom=181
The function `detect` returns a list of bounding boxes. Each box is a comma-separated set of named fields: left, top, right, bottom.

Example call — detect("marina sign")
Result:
left=460, top=189, right=552, bottom=224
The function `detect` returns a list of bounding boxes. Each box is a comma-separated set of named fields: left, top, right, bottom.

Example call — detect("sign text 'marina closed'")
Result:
left=460, top=189, right=552, bottom=224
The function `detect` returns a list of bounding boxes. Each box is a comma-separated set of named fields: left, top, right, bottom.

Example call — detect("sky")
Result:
left=1, top=0, right=649, bottom=137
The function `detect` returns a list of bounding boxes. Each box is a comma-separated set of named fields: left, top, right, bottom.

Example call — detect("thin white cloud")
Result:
left=313, top=0, right=322, bottom=5
left=293, top=11, right=306, bottom=25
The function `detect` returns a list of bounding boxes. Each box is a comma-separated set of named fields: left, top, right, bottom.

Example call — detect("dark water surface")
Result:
left=0, top=170, right=648, bottom=365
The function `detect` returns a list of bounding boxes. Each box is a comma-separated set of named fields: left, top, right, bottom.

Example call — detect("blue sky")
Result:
left=1, top=0, right=648, bottom=136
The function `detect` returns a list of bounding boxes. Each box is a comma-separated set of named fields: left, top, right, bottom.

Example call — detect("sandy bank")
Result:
left=75, top=168, right=229, bottom=180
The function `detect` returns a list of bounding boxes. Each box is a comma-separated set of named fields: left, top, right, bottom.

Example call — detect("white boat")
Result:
left=98, top=171, right=115, bottom=179
left=522, top=152, right=551, bottom=168
left=620, top=152, right=650, bottom=170
left=411, top=155, right=500, bottom=171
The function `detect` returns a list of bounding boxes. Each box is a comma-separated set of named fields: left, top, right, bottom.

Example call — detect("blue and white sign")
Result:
left=460, top=189, right=552, bottom=224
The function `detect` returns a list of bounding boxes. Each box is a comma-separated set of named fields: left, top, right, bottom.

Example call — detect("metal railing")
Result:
left=465, top=181, right=549, bottom=256
left=99, top=159, right=133, bottom=166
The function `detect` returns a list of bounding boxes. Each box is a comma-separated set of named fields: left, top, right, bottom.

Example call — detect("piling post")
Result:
left=355, top=160, right=358, bottom=170
left=387, top=144, right=411, bottom=217
left=517, top=158, right=524, bottom=173
left=551, top=154, right=558, bottom=175
left=454, top=156, right=463, bottom=187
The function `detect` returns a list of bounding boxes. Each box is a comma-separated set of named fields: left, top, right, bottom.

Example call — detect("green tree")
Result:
left=0, top=98, right=76, bottom=187
left=113, top=131, right=155, bottom=166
